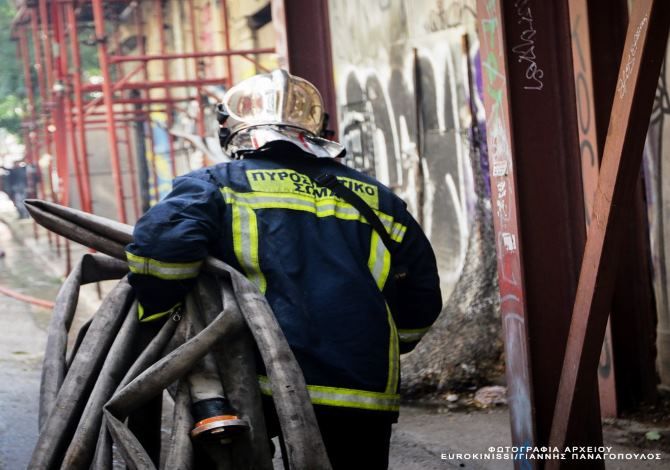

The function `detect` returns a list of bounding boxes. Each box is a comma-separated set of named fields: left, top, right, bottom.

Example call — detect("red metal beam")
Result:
left=155, top=0, right=177, bottom=178
left=29, top=10, right=51, bottom=213
left=39, top=0, right=66, bottom=257
left=273, top=0, right=338, bottom=136
left=18, top=28, right=36, bottom=165
left=80, top=77, right=230, bottom=93
left=108, top=47, right=275, bottom=63
left=221, top=0, right=234, bottom=86
left=74, top=109, right=156, bottom=117
left=135, top=3, right=159, bottom=201
left=568, top=0, right=618, bottom=419
left=81, top=97, right=195, bottom=107
left=588, top=0, right=658, bottom=413
left=38, top=1, right=54, bottom=94
left=478, top=0, right=603, bottom=460
left=187, top=0, right=206, bottom=137
left=65, top=1, right=93, bottom=213
left=52, top=0, right=76, bottom=234
left=91, top=0, right=127, bottom=223
left=30, top=11, right=47, bottom=110
left=476, top=0, right=536, bottom=459
left=82, top=63, right=145, bottom=115
left=548, top=0, right=670, bottom=457
left=112, top=24, right=140, bottom=221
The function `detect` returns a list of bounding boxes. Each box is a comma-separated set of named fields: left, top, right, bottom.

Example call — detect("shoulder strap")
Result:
left=279, top=159, right=397, bottom=254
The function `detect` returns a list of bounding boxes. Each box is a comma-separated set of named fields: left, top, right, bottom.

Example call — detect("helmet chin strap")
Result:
left=216, top=103, right=232, bottom=151
left=319, top=112, right=336, bottom=140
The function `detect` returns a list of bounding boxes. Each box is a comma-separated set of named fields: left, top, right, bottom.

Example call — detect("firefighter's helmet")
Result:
left=217, top=69, right=344, bottom=159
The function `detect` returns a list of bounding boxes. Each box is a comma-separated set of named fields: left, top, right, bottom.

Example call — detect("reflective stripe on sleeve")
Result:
left=257, top=376, right=400, bottom=412
left=126, top=252, right=202, bottom=280
left=138, top=302, right=181, bottom=322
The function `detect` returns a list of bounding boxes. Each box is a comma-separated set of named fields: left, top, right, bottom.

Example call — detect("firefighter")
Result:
left=126, top=69, right=442, bottom=469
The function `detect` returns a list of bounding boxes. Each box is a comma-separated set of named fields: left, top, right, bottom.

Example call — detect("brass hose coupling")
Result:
left=190, top=396, right=249, bottom=444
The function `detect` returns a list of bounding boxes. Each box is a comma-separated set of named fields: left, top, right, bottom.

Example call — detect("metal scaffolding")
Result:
left=10, top=0, right=276, bottom=230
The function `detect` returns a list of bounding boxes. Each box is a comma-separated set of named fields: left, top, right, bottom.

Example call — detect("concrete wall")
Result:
left=327, top=0, right=483, bottom=299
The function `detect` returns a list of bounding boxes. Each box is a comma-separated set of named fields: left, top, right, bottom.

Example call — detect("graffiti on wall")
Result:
left=643, top=47, right=670, bottom=386
left=328, top=0, right=482, bottom=291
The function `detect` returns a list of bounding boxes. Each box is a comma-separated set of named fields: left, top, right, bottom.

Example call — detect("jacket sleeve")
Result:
left=387, top=210, right=442, bottom=354
left=125, top=174, right=225, bottom=322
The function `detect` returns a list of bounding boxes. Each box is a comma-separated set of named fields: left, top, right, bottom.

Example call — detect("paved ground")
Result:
left=0, top=219, right=58, bottom=470
left=1, top=203, right=670, bottom=469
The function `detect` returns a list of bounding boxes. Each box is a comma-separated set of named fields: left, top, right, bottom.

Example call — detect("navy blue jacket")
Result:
left=126, top=143, right=442, bottom=415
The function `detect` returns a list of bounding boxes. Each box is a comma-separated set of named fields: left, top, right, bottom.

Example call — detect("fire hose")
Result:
left=0, top=285, right=55, bottom=309
left=25, top=199, right=333, bottom=470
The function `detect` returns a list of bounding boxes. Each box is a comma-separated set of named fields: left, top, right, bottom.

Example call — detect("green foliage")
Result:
left=0, top=95, right=25, bottom=136
left=0, top=1, right=106, bottom=140
left=0, top=1, right=26, bottom=139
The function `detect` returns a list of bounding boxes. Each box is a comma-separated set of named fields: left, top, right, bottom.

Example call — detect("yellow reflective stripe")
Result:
left=126, top=252, right=202, bottom=280
left=367, top=225, right=397, bottom=394
left=367, top=231, right=392, bottom=290
left=246, top=169, right=380, bottom=209
left=398, top=327, right=430, bottom=343
left=257, top=376, right=400, bottom=412
left=390, top=221, right=407, bottom=242
left=385, top=304, right=399, bottom=394
left=231, top=204, right=267, bottom=293
left=220, top=188, right=407, bottom=243
left=138, top=302, right=181, bottom=322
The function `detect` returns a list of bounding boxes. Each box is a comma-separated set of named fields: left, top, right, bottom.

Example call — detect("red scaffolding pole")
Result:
left=112, top=20, right=141, bottom=220
left=135, top=2, right=159, bottom=202
left=14, top=0, right=277, bottom=245
left=34, top=0, right=60, bottom=256
left=91, top=0, right=127, bottom=223
left=155, top=0, right=177, bottom=179
left=187, top=0, right=206, bottom=137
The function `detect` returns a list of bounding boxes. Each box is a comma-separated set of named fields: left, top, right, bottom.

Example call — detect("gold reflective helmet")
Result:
left=218, top=69, right=345, bottom=159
